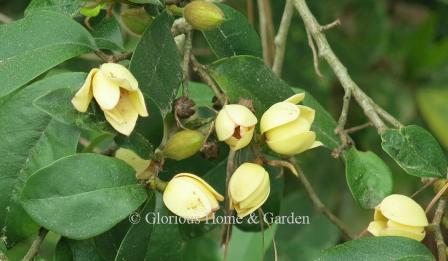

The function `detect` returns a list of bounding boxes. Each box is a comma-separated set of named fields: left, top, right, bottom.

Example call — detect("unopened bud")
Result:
left=184, top=1, right=225, bottom=31
left=174, top=96, right=196, bottom=119
left=163, top=130, right=205, bottom=160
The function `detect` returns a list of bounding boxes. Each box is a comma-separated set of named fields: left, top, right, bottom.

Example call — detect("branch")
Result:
left=23, top=228, right=48, bottom=261
left=191, top=55, right=227, bottom=105
left=272, top=0, right=294, bottom=76
left=257, top=0, right=275, bottom=65
left=293, top=0, right=389, bottom=134
left=430, top=199, right=447, bottom=261
left=94, top=51, right=132, bottom=63
left=288, top=158, right=354, bottom=240
left=181, top=30, right=193, bottom=96
left=0, top=13, right=13, bottom=24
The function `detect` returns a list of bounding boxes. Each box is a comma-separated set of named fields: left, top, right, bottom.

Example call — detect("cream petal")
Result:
left=100, top=63, right=139, bottom=91
left=225, top=126, right=254, bottom=151
left=129, top=90, right=148, bottom=117
left=238, top=170, right=270, bottom=209
left=215, top=108, right=237, bottom=141
left=229, top=163, right=267, bottom=203
left=379, top=194, right=428, bottom=227
left=115, top=148, right=150, bottom=176
left=265, top=117, right=311, bottom=141
left=103, top=93, right=139, bottom=136
left=71, top=68, right=98, bottom=112
left=367, top=221, right=386, bottom=236
left=266, top=131, right=316, bottom=155
left=260, top=102, right=300, bottom=134
left=224, top=104, right=257, bottom=127
left=381, top=221, right=426, bottom=241
left=163, top=178, right=213, bottom=220
left=92, top=70, right=121, bottom=110
left=174, top=173, right=224, bottom=201
left=297, top=105, right=315, bottom=124
left=285, top=93, right=305, bottom=104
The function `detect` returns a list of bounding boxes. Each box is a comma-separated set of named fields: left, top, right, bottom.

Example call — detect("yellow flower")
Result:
left=367, top=194, right=428, bottom=241
left=71, top=63, right=148, bottom=136
left=115, top=148, right=151, bottom=179
left=260, top=93, right=322, bottom=155
left=163, top=173, right=224, bottom=221
left=228, top=163, right=270, bottom=218
left=215, top=104, right=257, bottom=151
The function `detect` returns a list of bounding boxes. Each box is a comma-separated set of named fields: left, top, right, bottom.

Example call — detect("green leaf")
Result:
left=203, top=4, right=262, bottom=58
left=121, top=7, right=154, bottom=35
left=115, top=132, right=154, bottom=160
left=25, top=0, right=84, bottom=17
left=34, top=87, right=111, bottom=133
left=0, top=73, right=83, bottom=246
left=209, top=55, right=340, bottom=149
left=315, top=236, right=435, bottom=261
left=128, top=0, right=163, bottom=6
left=115, top=192, right=183, bottom=261
left=54, top=238, right=103, bottom=261
left=381, top=125, right=447, bottom=178
left=20, top=153, right=147, bottom=240
left=417, top=88, right=448, bottom=150
left=129, top=11, right=182, bottom=116
left=344, top=148, right=393, bottom=209
left=91, top=15, right=124, bottom=51
left=0, top=11, right=96, bottom=97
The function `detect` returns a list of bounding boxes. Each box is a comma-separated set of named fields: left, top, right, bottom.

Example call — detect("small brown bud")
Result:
left=212, top=96, right=223, bottom=111
left=174, top=96, right=196, bottom=119
left=201, top=140, right=219, bottom=159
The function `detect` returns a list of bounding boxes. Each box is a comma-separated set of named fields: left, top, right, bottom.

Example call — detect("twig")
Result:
left=222, top=150, right=237, bottom=259
left=411, top=180, right=436, bottom=198
left=345, top=122, right=373, bottom=134
left=287, top=158, right=354, bottom=240
left=0, top=13, right=13, bottom=24
left=272, top=0, right=294, bottom=76
left=431, top=199, right=447, bottom=261
left=425, top=182, right=448, bottom=214
left=293, top=0, right=388, bottom=134
left=94, top=50, right=132, bottom=63
left=23, top=228, right=48, bottom=261
left=247, top=0, right=255, bottom=25
left=257, top=0, right=275, bottom=65
left=320, top=19, right=341, bottom=31
left=182, top=30, right=193, bottom=96
left=306, top=28, right=324, bottom=79
left=191, top=55, right=227, bottom=105
left=371, top=101, right=404, bottom=128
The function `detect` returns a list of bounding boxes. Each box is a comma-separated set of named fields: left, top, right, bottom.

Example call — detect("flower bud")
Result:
left=367, top=194, right=428, bottom=241
left=228, top=163, right=270, bottom=218
left=184, top=1, right=225, bottom=31
left=174, top=96, right=196, bottom=119
left=163, top=130, right=205, bottom=160
left=71, top=63, right=148, bottom=136
left=215, top=104, right=258, bottom=151
left=260, top=93, right=322, bottom=155
left=115, top=148, right=150, bottom=179
left=163, top=173, right=224, bottom=220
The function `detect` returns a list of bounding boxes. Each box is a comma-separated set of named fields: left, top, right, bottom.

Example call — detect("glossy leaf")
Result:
left=0, top=11, right=96, bottom=97
left=129, top=11, right=182, bottom=116
left=209, top=56, right=340, bottom=149
left=25, top=0, right=84, bottom=17
left=20, top=154, right=147, bottom=239
left=54, top=238, right=103, bottom=261
left=344, top=148, right=393, bottom=209
left=91, top=15, right=124, bottom=51
left=381, top=125, right=446, bottom=178
left=417, top=88, right=448, bottom=149
left=315, top=236, right=434, bottom=261
left=121, top=7, right=153, bottom=35
left=0, top=73, right=83, bottom=246
left=203, top=4, right=262, bottom=58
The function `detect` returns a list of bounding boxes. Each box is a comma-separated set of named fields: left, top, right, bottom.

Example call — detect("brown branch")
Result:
left=430, top=199, right=447, bottom=261
left=182, top=30, right=193, bottom=96
left=288, top=158, right=354, bottom=240
left=94, top=51, right=132, bottom=63
left=306, top=28, right=324, bottom=79
left=345, top=122, right=373, bottom=134
left=320, top=19, right=341, bottom=31
left=247, top=0, right=255, bottom=25
left=272, top=0, right=294, bottom=76
left=257, top=0, right=275, bottom=65
left=23, top=228, right=48, bottom=261
left=191, top=55, right=227, bottom=105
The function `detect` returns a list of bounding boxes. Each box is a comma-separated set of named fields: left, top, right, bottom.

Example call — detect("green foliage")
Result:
left=91, top=15, right=124, bottom=51
left=315, top=236, right=435, bottom=261
left=128, top=0, right=163, bottom=6
left=381, top=125, right=447, bottom=178
left=0, top=11, right=96, bottom=97
left=344, top=148, right=393, bottom=209
left=25, top=0, right=84, bottom=17
left=203, top=4, right=262, bottom=58
left=20, top=154, right=147, bottom=239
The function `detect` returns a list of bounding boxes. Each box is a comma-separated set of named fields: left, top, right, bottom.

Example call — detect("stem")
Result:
left=94, top=51, right=132, bottom=63
left=431, top=199, right=447, bottom=261
left=289, top=158, right=353, bottom=240
left=293, top=0, right=389, bottom=134
left=0, top=13, right=13, bottom=24
left=23, top=228, right=48, bottom=261
left=182, top=30, right=193, bottom=96
left=222, top=150, right=237, bottom=259
left=272, top=0, right=294, bottom=76
left=345, top=122, right=373, bottom=134
left=247, top=0, right=255, bottom=25
left=167, top=5, right=184, bottom=16
left=257, top=0, right=275, bottom=65
left=191, top=55, right=227, bottom=105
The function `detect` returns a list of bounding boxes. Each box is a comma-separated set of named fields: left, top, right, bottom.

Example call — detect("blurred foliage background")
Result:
left=2, top=0, right=448, bottom=260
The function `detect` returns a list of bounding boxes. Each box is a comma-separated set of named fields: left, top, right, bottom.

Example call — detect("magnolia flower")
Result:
left=115, top=148, right=150, bottom=180
left=163, top=173, right=224, bottom=221
left=367, top=194, right=428, bottom=241
left=215, top=104, right=257, bottom=151
left=260, top=93, right=321, bottom=155
left=71, top=63, right=148, bottom=135
left=228, top=163, right=270, bottom=218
